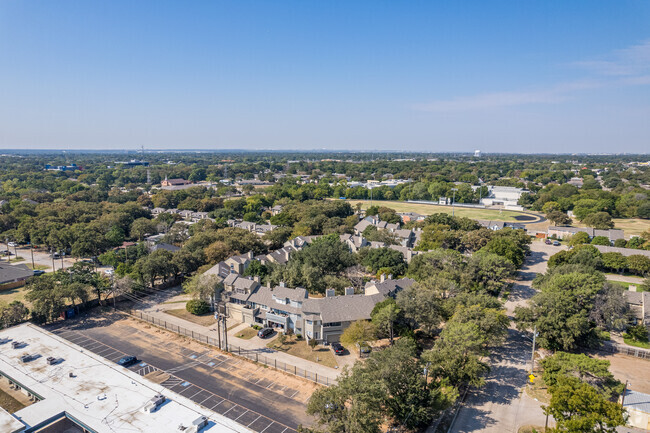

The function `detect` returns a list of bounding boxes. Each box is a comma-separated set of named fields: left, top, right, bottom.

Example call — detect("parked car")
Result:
left=52, top=252, right=60, bottom=259
left=356, top=342, right=372, bottom=358
left=544, top=239, right=552, bottom=245
left=32, top=270, right=45, bottom=276
left=117, top=356, right=138, bottom=367
left=2, top=250, right=12, bottom=256
left=331, top=342, right=345, bottom=355
left=257, top=327, right=274, bottom=338
left=7, top=242, right=17, bottom=247
left=552, top=240, right=561, bottom=246
left=104, top=268, right=114, bottom=276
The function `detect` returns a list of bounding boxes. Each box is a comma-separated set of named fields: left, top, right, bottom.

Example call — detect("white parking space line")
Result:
left=259, top=422, right=274, bottom=433
left=222, top=405, right=236, bottom=415
left=248, top=415, right=261, bottom=427
left=266, top=381, right=276, bottom=389
left=211, top=399, right=224, bottom=410
left=94, top=347, right=114, bottom=356
left=289, top=390, right=299, bottom=398
left=234, top=410, right=249, bottom=421
left=189, top=390, right=203, bottom=400
left=199, top=395, right=212, bottom=405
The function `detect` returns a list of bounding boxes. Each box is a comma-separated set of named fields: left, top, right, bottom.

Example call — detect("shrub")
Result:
left=185, top=299, right=210, bottom=315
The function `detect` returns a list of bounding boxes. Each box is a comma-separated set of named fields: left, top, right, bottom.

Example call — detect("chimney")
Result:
left=629, top=285, right=637, bottom=292
left=267, top=280, right=271, bottom=289
left=284, top=249, right=290, bottom=261
left=388, top=274, right=393, bottom=280
left=345, top=287, right=354, bottom=296
left=326, top=288, right=336, bottom=297
left=254, top=276, right=260, bottom=283
left=247, top=251, right=253, bottom=259
left=380, top=274, right=385, bottom=283
left=280, top=281, right=285, bottom=287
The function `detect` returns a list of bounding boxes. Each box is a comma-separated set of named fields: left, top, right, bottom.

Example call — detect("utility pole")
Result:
left=51, top=249, right=55, bottom=272
left=620, top=380, right=629, bottom=407
left=31, top=244, right=35, bottom=269
left=60, top=251, right=65, bottom=270
left=216, top=313, right=222, bottom=349
left=530, top=325, right=538, bottom=374
left=223, top=315, right=228, bottom=351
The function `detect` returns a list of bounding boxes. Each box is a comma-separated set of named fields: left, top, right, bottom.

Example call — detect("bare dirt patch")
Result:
left=591, top=352, right=650, bottom=394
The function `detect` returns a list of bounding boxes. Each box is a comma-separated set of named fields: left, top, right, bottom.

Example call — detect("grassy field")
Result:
left=164, top=308, right=217, bottom=327
left=0, top=285, right=30, bottom=305
left=344, top=199, right=539, bottom=222
left=611, top=218, right=650, bottom=238
left=234, top=327, right=258, bottom=339
left=267, top=335, right=338, bottom=368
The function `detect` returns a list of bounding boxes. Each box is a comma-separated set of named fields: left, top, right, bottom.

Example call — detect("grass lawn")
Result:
left=525, top=373, right=551, bottom=405
left=267, top=335, right=338, bottom=368
left=343, top=199, right=537, bottom=222
left=607, top=280, right=637, bottom=290
left=25, top=263, right=49, bottom=271
left=518, top=426, right=547, bottom=433
left=0, top=285, right=30, bottom=305
left=164, top=308, right=217, bottom=327
left=234, top=327, right=258, bottom=339
left=623, top=337, right=650, bottom=349
left=6, top=256, right=25, bottom=263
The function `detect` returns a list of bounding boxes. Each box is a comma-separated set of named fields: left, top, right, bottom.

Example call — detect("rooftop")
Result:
left=0, top=324, right=252, bottom=433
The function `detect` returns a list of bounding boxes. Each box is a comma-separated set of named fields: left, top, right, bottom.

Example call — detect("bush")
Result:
left=185, top=299, right=210, bottom=315
left=626, top=324, right=649, bottom=343
left=295, top=333, right=303, bottom=340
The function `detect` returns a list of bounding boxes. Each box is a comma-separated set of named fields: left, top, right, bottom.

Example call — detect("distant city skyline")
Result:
left=1, top=1, right=649, bottom=153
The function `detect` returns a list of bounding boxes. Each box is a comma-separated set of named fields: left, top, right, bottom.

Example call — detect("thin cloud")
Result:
left=415, top=80, right=601, bottom=112
left=415, top=40, right=650, bottom=113
left=573, top=40, right=650, bottom=76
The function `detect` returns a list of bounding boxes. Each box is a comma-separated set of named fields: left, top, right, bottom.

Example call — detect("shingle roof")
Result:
left=302, top=293, right=385, bottom=323
left=0, top=263, right=33, bottom=285
left=622, top=390, right=650, bottom=414
left=364, top=277, right=415, bottom=297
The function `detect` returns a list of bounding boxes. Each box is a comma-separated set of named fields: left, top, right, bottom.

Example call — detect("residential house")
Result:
left=339, top=234, right=368, bottom=253
left=149, top=243, right=181, bottom=253
left=623, top=290, right=650, bottom=330
left=0, top=263, right=33, bottom=290
left=225, top=251, right=254, bottom=274
left=547, top=226, right=625, bottom=242
left=271, top=205, right=283, bottom=215
left=225, top=277, right=414, bottom=343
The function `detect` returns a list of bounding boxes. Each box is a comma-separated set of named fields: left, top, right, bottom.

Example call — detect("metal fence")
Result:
left=598, top=341, right=650, bottom=360
left=128, top=310, right=336, bottom=386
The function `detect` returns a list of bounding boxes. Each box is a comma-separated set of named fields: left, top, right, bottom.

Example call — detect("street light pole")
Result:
left=31, top=244, right=35, bottom=269
left=451, top=188, right=458, bottom=217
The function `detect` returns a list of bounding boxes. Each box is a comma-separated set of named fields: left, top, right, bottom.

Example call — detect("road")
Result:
left=449, top=242, right=557, bottom=433
left=45, top=313, right=314, bottom=433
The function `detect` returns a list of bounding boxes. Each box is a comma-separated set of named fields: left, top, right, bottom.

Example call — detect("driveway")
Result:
left=448, top=241, right=556, bottom=433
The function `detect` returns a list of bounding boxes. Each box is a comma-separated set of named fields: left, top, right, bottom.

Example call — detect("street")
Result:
left=448, top=241, right=557, bottom=433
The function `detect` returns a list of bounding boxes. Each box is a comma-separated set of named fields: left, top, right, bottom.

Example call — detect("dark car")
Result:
left=32, top=270, right=45, bottom=276
left=552, top=241, right=561, bottom=246
left=257, top=328, right=274, bottom=338
left=117, top=356, right=138, bottom=367
left=331, top=342, right=345, bottom=355
left=356, top=342, right=372, bottom=358
left=544, top=239, right=552, bottom=245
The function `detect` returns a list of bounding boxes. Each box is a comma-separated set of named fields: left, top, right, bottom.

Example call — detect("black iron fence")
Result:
left=128, top=310, right=336, bottom=386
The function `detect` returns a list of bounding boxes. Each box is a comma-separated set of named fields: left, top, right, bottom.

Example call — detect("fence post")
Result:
left=316, top=373, right=318, bottom=384
left=256, top=353, right=258, bottom=363
left=294, top=365, right=296, bottom=375
left=274, top=359, right=276, bottom=369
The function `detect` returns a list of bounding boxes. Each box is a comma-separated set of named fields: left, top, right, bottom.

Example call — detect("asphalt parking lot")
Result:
left=46, top=314, right=316, bottom=433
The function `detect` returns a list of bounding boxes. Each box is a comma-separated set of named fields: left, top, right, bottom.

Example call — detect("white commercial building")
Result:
left=0, top=324, right=252, bottom=433
left=477, top=186, right=526, bottom=209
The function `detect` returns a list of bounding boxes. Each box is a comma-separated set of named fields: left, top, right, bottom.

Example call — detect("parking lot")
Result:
left=46, top=313, right=317, bottom=433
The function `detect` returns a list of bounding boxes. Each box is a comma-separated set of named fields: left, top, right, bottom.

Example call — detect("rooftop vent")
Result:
left=326, top=288, right=336, bottom=297
left=20, top=353, right=35, bottom=363
left=143, top=394, right=166, bottom=413
left=178, top=416, right=208, bottom=433
left=46, top=356, right=61, bottom=365
left=345, top=287, right=354, bottom=296
left=11, top=341, right=24, bottom=349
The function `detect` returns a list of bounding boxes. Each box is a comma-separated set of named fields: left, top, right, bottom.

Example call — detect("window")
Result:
left=306, top=320, right=312, bottom=325
left=323, top=322, right=341, bottom=328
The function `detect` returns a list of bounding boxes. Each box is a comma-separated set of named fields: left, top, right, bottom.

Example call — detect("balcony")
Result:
left=265, top=312, right=288, bottom=325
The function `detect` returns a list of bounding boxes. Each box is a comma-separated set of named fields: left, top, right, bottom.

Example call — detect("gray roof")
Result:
left=302, top=293, right=385, bottom=323
left=0, top=263, right=33, bottom=285
left=622, top=390, right=650, bottom=414
left=364, top=277, right=415, bottom=297
left=149, top=243, right=181, bottom=253
left=354, top=219, right=373, bottom=233
left=223, top=273, right=239, bottom=286
left=394, top=229, right=413, bottom=239
left=593, top=245, right=650, bottom=258
left=548, top=226, right=624, bottom=240
left=204, top=261, right=230, bottom=279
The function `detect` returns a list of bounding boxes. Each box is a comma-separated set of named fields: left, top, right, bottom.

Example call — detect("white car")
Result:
left=7, top=242, right=17, bottom=247
left=104, top=268, right=115, bottom=276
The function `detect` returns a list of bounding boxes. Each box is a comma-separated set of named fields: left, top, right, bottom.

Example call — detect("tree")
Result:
left=547, top=210, right=572, bottom=226
left=183, top=273, right=222, bottom=302
left=130, top=217, right=157, bottom=241
left=461, top=251, right=516, bottom=294
left=0, top=301, right=29, bottom=328
left=589, top=283, right=629, bottom=332
left=371, top=301, right=401, bottom=345
left=544, top=376, right=625, bottom=433
left=396, top=284, right=443, bottom=335
left=600, top=252, right=627, bottom=273
left=540, top=352, right=623, bottom=399
left=582, top=212, right=614, bottom=229
left=25, top=274, right=67, bottom=323
left=626, top=255, right=650, bottom=276
left=262, top=226, right=293, bottom=249
left=309, top=338, right=319, bottom=351
left=358, top=247, right=406, bottom=276
left=340, top=320, right=377, bottom=347
left=186, top=299, right=210, bottom=315
left=590, top=236, right=610, bottom=246
left=568, top=231, right=590, bottom=246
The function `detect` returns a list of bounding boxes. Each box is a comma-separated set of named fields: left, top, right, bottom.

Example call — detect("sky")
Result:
left=1, top=1, right=649, bottom=153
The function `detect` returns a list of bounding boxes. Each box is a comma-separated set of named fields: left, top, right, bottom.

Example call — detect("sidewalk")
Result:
left=136, top=303, right=341, bottom=383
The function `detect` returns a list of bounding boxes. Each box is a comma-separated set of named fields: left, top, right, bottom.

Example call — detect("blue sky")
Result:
left=1, top=1, right=649, bottom=153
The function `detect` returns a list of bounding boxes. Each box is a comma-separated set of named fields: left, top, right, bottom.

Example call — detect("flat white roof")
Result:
left=0, top=407, right=24, bottom=433
left=0, top=324, right=253, bottom=433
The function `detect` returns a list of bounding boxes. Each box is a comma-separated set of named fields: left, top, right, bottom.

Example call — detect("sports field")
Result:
left=344, top=200, right=541, bottom=223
